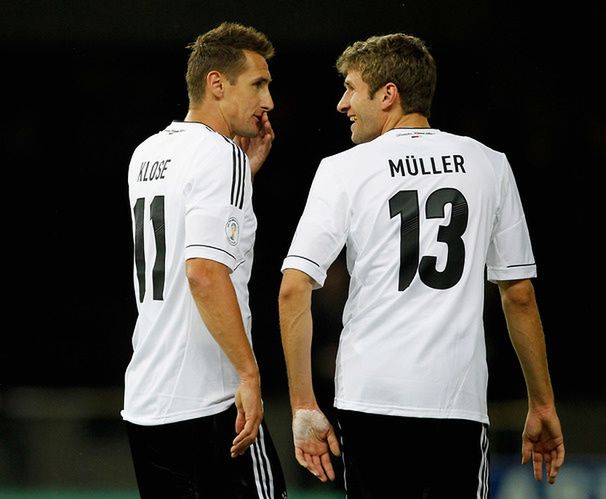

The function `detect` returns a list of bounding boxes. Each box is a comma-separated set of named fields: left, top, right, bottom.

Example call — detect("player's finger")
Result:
left=547, top=462, right=556, bottom=484
left=521, top=440, right=532, bottom=464
left=554, top=444, right=565, bottom=469
left=295, top=447, right=308, bottom=468
left=327, top=428, right=341, bottom=456
left=232, top=424, right=258, bottom=448
left=262, top=112, right=275, bottom=140
left=300, top=451, right=321, bottom=479
left=230, top=437, right=252, bottom=458
left=532, top=451, right=543, bottom=481
left=548, top=447, right=563, bottom=484
left=320, top=452, right=336, bottom=481
left=298, top=450, right=320, bottom=478
left=231, top=426, right=255, bottom=453
left=231, top=423, right=259, bottom=457
left=310, top=454, right=327, bottom=482
left=234, top=409, right=245, bottom=434
left=232, top=417, right=260, bottom=452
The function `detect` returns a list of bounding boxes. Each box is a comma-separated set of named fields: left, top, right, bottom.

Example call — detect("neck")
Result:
left=383, top=112, right=430, bottom=134
left=184, top=104, right=232, bottom=138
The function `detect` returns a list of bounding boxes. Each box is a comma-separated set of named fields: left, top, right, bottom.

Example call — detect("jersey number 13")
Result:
left=389, top=188, right=468, bottom=292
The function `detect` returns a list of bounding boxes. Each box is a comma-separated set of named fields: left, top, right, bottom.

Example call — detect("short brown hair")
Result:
left=336, top=33, right=436, bottom=117
left=186, top=22, right=274, bottom=104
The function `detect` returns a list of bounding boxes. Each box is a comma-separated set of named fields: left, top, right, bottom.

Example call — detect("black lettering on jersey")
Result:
left=389, top=159, right=404, bottom=177
left=453, top=155, right=466, bottom=172
left=418, top=158, right=431, bottom=175
left=430, top=157, right=441, bottom=174
left=388, top=155, right=466, bottom=177
left=442, top=155, right=453, bottom=173
left=137, top=159, right=171, bottom=182
left=406, top=156, right=418, bottom=175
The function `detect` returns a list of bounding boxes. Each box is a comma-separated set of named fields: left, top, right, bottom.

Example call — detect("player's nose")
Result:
left=261, top=89, right=274, bottom=112
left=337, top=91, right=349, bottom=113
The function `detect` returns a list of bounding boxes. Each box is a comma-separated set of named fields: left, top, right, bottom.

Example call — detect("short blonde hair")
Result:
left=336, top=33, right=436, bottom=117
left=186, top=22, right=274, bottom=104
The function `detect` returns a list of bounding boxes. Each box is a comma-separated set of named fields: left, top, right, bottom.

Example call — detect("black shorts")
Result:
left=126, top=405, right=287, bottom=498
left=336, top=409, right=490, bottom=499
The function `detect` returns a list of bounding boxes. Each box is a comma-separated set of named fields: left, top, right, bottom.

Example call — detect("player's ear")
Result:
left=206, top=71, right=224, bottom=98
left=380, top=82, right=399, bottom=110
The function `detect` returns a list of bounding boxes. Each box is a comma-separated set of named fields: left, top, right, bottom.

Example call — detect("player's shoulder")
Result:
left=169, top=122, right=247, bottom=177
left=133, top=121, right=230, bottom=150
left=440, top=130, right=507, bottom=162
left=318, top=140, right=376, bottom=172
left=165, top=121, right=237, bottom=153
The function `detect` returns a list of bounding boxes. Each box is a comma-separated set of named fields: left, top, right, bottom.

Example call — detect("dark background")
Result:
left=2, top=0, right=604, bottom=419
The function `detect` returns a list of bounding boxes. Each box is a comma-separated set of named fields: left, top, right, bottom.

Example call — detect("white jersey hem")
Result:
left=121, top=399, right=235, bottom=426
left=334, top=398, right=490, bottom=425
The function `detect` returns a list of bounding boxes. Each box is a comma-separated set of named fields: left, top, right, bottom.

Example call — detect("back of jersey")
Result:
left=282, top=128, right=536, bottom=423
left=123, top=121, right=256, bottom=426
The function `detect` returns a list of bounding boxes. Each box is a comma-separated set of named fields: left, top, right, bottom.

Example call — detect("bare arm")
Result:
left=187, top=258, right=262, bottom=457
left=278, top=269, right=341, bottom=482
left=498, top=278, right=565, bottom=484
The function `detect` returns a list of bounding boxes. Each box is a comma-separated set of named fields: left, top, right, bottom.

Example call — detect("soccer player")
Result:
left=279, top=33, right=564, bottom=497
left=122, top=22, right=286, bottom=498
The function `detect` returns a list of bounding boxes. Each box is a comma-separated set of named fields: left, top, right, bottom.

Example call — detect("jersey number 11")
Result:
left=133, top=196, right=166, bottom=302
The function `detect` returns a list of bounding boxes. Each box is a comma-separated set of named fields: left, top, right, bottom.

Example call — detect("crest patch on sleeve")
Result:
left=225, top=217, right=239, bottom=246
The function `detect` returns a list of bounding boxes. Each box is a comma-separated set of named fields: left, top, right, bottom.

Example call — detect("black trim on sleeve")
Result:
left=235, top=146, right=242, bottom=208
left=286, top=254, right=321, bottom=267
left=186, top=244, right=236, bottom=260
left=237, top=147, right=245, bottom=209
left=506, top=263, right=536, bottom=268
left=230, top=145, right=237, bottom=206
left=230, top=143, right=247, bottom=209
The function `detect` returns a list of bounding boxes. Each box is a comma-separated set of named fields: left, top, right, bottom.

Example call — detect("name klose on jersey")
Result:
left=137, top=159, right=172, bottom=182
left=388, top=154, right=466, bottom=178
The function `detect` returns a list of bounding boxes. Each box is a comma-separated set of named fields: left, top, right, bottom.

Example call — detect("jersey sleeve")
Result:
left=282, top=159, right=350, bottom=288
left=183, top=142, right=248, bottom=271
left=486, top=155, right=537, bottom=283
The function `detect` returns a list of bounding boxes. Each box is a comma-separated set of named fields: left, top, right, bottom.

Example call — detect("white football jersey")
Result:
left=123, top=121, right=256, bottom=426
left=282, top=128, right=536, bottom=424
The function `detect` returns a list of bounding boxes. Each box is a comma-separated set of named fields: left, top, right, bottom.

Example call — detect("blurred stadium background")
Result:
left=1, top=1, right=604, bottom=497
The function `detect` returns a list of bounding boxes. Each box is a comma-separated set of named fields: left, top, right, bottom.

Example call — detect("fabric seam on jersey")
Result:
left=186, top=244, right=237, bottom=260
left=323, top=158, right=353, bottom=268
left=285, top=254, right=320, bottom=267
left=491, top=215, right=529, bottom=239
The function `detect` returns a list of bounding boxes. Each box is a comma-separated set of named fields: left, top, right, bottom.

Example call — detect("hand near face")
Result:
left=235, top=112, right=275, bottom=177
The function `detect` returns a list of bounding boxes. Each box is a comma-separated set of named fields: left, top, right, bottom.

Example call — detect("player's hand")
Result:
left=292, top=408, right=341, bottom=482
left=235, top=112, right=275, bottom=177
left=521, top=406, right=565, bottom=484
left=231, top=377, right=263, bottom=458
